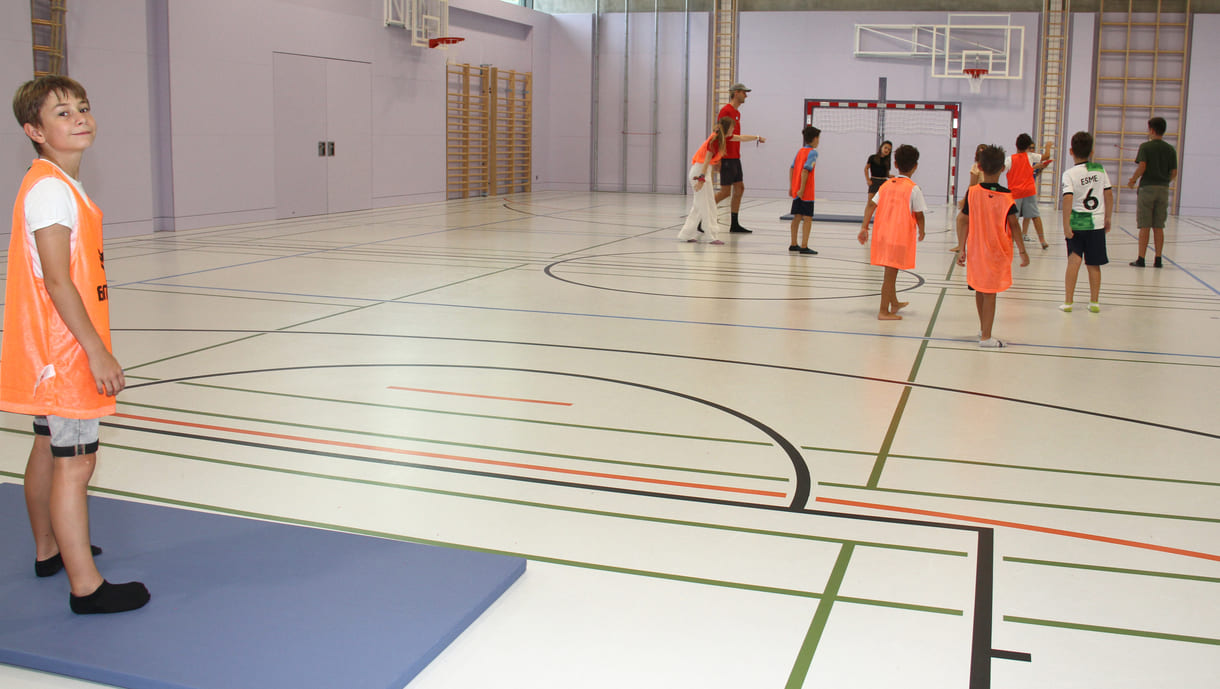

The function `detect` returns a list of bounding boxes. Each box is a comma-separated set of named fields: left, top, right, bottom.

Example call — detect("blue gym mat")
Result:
left=0, top=483, right=526, bottom=689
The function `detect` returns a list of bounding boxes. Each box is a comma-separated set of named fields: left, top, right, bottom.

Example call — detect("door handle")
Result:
left=328, top=141, right=335, bottom=157
left=318, top=141, right=327, bottom=157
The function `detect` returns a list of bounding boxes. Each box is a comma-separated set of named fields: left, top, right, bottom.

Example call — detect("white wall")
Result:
left=2, top=1, right=157, bottom=237
left=2, top=4, right=1217, bottom=237
left=734, top=11, right=1043, bottom=204
left=593, top=11, right=708, bottom=194
left=1179, top=14, right=1218, bottom=217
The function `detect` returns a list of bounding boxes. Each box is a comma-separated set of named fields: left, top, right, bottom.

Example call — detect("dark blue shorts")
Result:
left=1066, top=229, right=1108, bottom=266
left=790, top=198, right=814, bottom=217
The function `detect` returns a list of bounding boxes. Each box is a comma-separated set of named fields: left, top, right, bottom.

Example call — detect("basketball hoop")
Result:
left=963, top=68, right=988, bottom=93
left=428, top=36, right=464, bottom=49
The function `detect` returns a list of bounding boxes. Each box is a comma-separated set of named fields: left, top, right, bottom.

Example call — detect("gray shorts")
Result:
left=33, top=415, right=101, bottom=457
left=1136, top=185, right=1169, bottom=229
left=1014, top=196, right=1040, bottom=218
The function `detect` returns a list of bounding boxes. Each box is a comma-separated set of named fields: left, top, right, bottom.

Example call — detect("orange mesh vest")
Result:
left=691, top=134, right=724, bottom=166
left=789, top=147, right=816, bottom=201
left=870, top=177, right=918, bottom=270
left=1, top=159, right=114, bottom=418
left=965, top=184, right=1016, bottom=293
left=1006, top=152, right=1036, bottom=199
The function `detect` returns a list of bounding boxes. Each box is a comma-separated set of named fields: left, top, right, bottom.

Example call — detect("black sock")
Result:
left=70, top=580, right=150, bottom=614
left=731, top=212, right=740, bottom=227
left=36, top=545, right=103, bottom=578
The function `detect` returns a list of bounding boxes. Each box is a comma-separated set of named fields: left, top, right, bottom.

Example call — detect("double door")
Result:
left=273, top=53, right=372, bottom=218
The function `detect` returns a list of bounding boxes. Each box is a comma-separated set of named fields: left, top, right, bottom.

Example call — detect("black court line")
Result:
left=118, top=329, right=1220, bottom=440
left=543, top=251, right=926, bottom=300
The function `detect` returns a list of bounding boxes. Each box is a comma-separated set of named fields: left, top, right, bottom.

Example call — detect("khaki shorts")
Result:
left=1136, top=185, right=1169, bottom=229
left=33, top=415, right=101, bottom=457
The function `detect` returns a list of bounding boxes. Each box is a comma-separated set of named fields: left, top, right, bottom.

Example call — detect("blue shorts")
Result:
left=790, top=198, right=814, bottom=217
left=34, top=415, right=101, bottom=457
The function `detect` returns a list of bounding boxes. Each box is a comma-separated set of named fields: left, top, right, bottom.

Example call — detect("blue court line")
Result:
left=101, top=280, right=1220, bottom=361
left=1116, top=223, right=1220, bottom=296
left=392, top=300, right=1220, bottom=361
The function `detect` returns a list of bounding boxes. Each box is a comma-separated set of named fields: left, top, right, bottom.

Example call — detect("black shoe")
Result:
left=788, top=245, right=801, bottom=252
left=1129, top=257, right=1146, bottom=267
left=730, top=226, right=752, bottom=234
left=1153, top=256, right=1163, bottom=268
left=798, top=247, right=818, bottom=255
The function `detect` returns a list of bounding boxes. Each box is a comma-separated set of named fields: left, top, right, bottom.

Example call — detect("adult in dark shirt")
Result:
left=864, top=140, right=893, bottom=197
left=1127, top=117, right=1178, bottom=268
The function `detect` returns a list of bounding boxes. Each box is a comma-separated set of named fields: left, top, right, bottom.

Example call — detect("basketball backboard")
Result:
left=854, top=13, right=1024, bottom=83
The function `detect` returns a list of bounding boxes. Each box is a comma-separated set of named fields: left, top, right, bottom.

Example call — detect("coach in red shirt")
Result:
left=715, top=83, right=766, bottom=233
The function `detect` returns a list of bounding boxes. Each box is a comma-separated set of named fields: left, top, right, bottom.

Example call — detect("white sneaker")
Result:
left=1059, top=303, right=1073, bottom=312
left=978, top=338, right=1006, bottom=348
left=1088, top=302, right=1100, bottom=313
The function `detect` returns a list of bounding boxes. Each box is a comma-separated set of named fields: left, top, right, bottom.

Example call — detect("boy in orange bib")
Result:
left=956, top=145, right=1030, bottom=348
left=858, top=144, right=926, bottom=319
left=3, top=76, right=149, bottom=614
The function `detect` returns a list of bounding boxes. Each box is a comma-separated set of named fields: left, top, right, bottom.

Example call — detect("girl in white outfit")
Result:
left=678, top=117, right=735, bottom=244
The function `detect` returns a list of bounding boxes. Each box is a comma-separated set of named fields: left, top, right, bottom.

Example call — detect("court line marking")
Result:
left=820, top=481, right=1220, bottom=524
left=113, top=412, right=789, bottom=499
left=120, top=400, right=787, bottom=483
left=1003, top=556, right=1220, bottom=584
left=1117, top=223, right=1220, bottom=296
left=118, top=334, right=1219, bottom=441
left=1004, top=615, right=1220, bottom=646
left=815, top=497, right=1220, bottom=562
left=169, top=382, right=773, bottom=446
left=387, top=385, right=572, bottom=407
left=809, top=447, right=1220, bottom=488
left=0, top=474, right=959, bottom=617
left=786, top=544, right=855, bottom=688
left=867, top=259, right=956, bottom=488
left=388, top=303, right=1220, bottom=361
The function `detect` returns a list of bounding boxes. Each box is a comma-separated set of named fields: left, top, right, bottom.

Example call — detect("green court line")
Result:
left=801, top=446, right=877, bottom=457
left=118, top=401, right=788, bottom=483
left=0, top=469, right=959, bottom=616
left=1004, top=615, right=1220, bottom=646
left=1003, top=556, right=1220, bottom=584
left=173, top=381, right=773, bottom=446
left=865, top=261, right=956, bottom=488
left=835, top=450, right=1220, bottom=489
left=786, top=544, right=856, bottom=688
left=819, top=482, right=1220, bottom=524
left=0, top=432, right=964, bottom=558
left=926, top=344, right=1220, bottom=368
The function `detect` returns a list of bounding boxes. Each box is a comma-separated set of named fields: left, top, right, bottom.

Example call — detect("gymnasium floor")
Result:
left=1, top=191, right=1217, bottom=688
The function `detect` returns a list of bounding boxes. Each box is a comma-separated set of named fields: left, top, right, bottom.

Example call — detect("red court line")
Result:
left=387, top=386, right=571, bottom=407
left=816, top=497, right=1220, bottom=562
left=115, top=413, right=785, bottom=499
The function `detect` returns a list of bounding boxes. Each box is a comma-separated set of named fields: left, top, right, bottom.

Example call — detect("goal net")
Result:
left=804, top=99, right=961, bottom=203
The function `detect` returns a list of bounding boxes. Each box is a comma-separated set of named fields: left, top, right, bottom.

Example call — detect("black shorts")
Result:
left=719, top=158, right=744, bottom=185
left=868, top=178, right=886, bottom=195
left=790, top=198, right=814, bottom=217
left=1066, top=229, right=1108, bottom=266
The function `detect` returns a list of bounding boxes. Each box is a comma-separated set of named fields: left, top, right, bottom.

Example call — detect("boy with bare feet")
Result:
left=858, top=144, right=926, bottom=320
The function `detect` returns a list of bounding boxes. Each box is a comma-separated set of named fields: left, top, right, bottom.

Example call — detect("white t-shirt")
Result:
left=22, top=160, right=93, bottom=278
left=870, top=175, right=929, bottom=213
left=1060, top=162, right=1112, bottom=231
